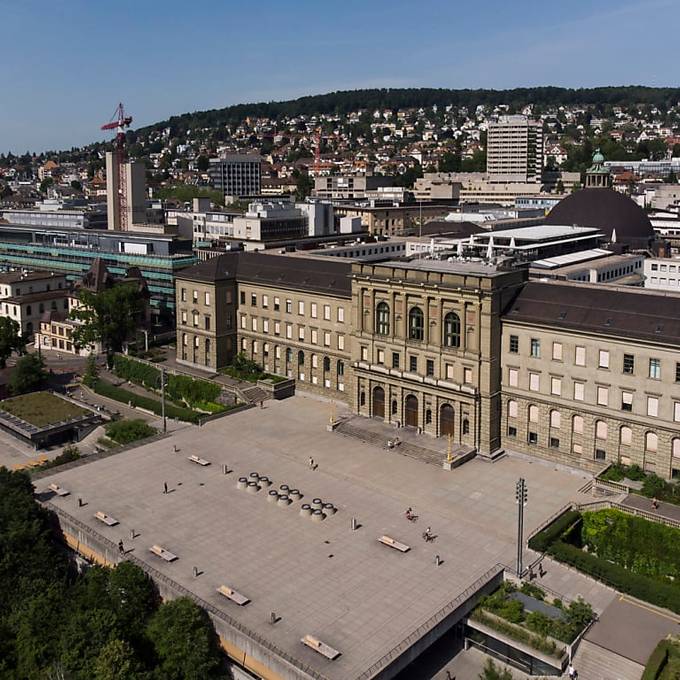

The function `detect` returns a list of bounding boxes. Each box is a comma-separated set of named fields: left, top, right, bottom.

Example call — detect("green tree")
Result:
left=146, top=598, right=226, bottom=680
left=479, top=658, right=513, bottom=680
left=196, top=155, right=210, bottom=172
left=83, top=353, right=99, bottom=387
left=105, top=419, right=156, bottom=445
left=293, top=169, right=313, bottom=200
left=70, top=283, right=145, bottom=360
left=9, top=353, right=48, bottom=395
left=0, top=317, right=25, bottom=368
left=93, top=639, right=144, bottom=680
left=107, top=562, right=158, bottom=634
left=39, top=177, right=54, bottom=193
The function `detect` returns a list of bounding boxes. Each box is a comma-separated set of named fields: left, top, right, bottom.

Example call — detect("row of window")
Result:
left=507, top=400, right=680, bottom=460
left=240, top=315, right=346, bottom=351
left=242, top=291, right=345, bottom=323
left=512, top=335, right=680, bottom=382
left=507, top=368, right=680, bottom=421
left=375, top=303, right=461, bottom=347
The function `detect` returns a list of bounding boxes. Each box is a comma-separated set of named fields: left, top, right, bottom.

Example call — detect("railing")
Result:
left=526, top=503, right=573, bottom=542
left=593, top=478, right=630, bottom=495
left=465, top=638, right=532, bottom=674
left=574, top=499, right=680, bottom=530
left=42, top=503, right=329, bottom=680
left=354, top=563, right=507, bottom=680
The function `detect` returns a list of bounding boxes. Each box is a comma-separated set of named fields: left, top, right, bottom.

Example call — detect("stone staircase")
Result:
left=571, top=640, right=643, bottom=680
left=239, top=385, right=268, bottom=404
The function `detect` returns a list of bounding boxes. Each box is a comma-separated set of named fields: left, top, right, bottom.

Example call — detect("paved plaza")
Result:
left=38, top=394, right=594, bottom=679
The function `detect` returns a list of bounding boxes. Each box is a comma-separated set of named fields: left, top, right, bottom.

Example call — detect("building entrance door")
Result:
left=440, top=404, right=454, bottom=437
left=404, top=394, right=418, bottom=428
left=372, top=386, right=385, bottom=419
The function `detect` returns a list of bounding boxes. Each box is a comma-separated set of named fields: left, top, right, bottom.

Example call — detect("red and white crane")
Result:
left=101, top=103, right=133, bottom=230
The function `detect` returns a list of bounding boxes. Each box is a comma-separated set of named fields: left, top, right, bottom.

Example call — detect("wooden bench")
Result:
left=378, top=535, right=410, bottom=552
left=301, top=634, right=341, bottom=660
left=94, top=511, right=119, bottom=527
left=48, top=483, right=70, bottom=497
left=217, top=584, right=250, bottom=606
left=149, top=544, right=178, bottom=562
left=188, top=455, right=211, bottom=466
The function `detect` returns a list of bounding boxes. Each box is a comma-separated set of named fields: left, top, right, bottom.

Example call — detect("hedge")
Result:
left=105, top=419, right=156, bottom=445
left=547, top=540, right=680, bottom=615
left=93, top=379, right=200, bottom=424
left=528, top=510, right=581, bottom=553
left=642, top=639, right=672, bottom=680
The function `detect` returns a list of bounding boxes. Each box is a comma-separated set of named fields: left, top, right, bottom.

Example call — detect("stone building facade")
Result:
left=501, top=281, right=680, bottom=479
left=351, top=259, right=526, bottom=456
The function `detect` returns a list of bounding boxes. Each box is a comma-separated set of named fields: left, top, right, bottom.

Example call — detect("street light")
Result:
left=515, top=478, right=528, bottom=577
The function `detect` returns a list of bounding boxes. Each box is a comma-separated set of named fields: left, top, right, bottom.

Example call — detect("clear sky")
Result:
left=2, top=0, right=679, bottom=153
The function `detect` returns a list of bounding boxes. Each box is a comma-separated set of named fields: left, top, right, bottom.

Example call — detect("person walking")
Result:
left=163, top=482, right=168, bottom=494
left=568, top=663, right=577, bottom=679
left=118, top=540, right=124, bottom=555
left=308, top=456, right=314, bottom=469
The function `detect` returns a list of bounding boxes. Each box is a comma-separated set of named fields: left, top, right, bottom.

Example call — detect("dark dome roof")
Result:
left=545, top=188, right=654, bottom=247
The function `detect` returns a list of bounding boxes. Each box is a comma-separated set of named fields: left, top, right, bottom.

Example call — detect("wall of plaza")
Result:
left=501, top=321, right=680, bottom=479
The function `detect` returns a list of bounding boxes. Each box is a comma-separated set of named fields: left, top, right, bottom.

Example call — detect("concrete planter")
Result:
left=257, top=378, right=295, bottom=400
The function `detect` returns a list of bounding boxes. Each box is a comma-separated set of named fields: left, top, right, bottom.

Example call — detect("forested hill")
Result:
left=139, top=86, right=680, bottom=135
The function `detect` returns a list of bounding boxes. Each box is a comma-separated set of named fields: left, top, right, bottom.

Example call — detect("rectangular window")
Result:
left=528, top=432, right=538, bottom=445
left=508, top=401, right=518, bottom=418
left=240, top=315, right=246, bottom=329
left=337, top=307, right=345, bottom=323
left=274, top=297, right=280, bottom=311
left=251, top=293, right=257, bottom=307
left=550, top=437, right=560, bottom=449
left=286, top=324, right=292, bottom=339
left=193, top=290, right=198, bottom=303
left=647, top=396, right=659, bottom=417
left=676, top=362, right=680, bottom=383
left=298, top=301, right=305, bottom=315
left=621, top=427, right=632, bottom=446
left=649, top=358, right=661, bottom=379
left=599, top=350, right=609, bottom=369
left=595, top=449, right=606, bottom=461
left=251, top=317, right=257, bottom=332
left=530, top=339, right=540, bottom=358
left=574, top=382, right=584, bottom=401
left=621, top=391, right=633, bottom=411
left=377, top=349, right=385, bottom=365
left=508, top=426, right=517, bottom=437
left=464, top=367, right=473, bottom=384
left=597, top=386, right=609, bottom=406
left=323, top=331, right=331, bottom=347
left=509, top=335, right=519, bottom=353
left=310, top=303, right=317, bottom=318
left=426, top=359, right=434, bottom=377
left=286, top=299, right=292, bottom=314
left=675, top=402, right=680, bottom=422
left=204, top=291, right=211, bottom=306
left=552, top=342, right=563, bottom=361
left=298, top=327, right=305, bottom=341
left=181, top=310, right=187, bottom=324
left=508, top=368, right=519, bottom=387
left=361, top=346, right=368, bottom=361
left=550, top=377, right=562, bottom=395
left=338, top=334, right=345, bottom=351
left=529, top=373, right=540, bottom=392
left=311, top=329, right=318, bottom=345
left=323, top=305, right=331, bottom=321
left=262, top=295, right=268, bottom=309
left=263, top=319, right=269, bottom=333
left=573, top=416, right=584, bottom=434
left=575, top=346, right=586, bottom=366
left=623, top=353, right=634, bottom=374
left=181, top=288, right=186, bottom=302
left=445, top=363, right=453, bottom=380
left=409, top=355, right=417, bottom=372
left=205, top=316, right=211, bottom=331
left=573, top=443, right=583, bottom=455
left=392, top=353, right=400, bottom=369
left=274, top=321, right=280, bottom=335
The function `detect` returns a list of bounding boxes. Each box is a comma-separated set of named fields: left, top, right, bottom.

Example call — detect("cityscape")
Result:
left=2, top=3, right=680, bottom=680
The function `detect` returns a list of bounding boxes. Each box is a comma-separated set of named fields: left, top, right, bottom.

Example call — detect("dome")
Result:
left=545, top=188, right=655, bottom=248
left=592, top=149, right=605, bottom=164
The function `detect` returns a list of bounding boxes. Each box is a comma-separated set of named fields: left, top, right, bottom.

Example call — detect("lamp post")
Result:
left=159, top=366, right=167, bottom=434
left=515, top=477, right=528, bottom=577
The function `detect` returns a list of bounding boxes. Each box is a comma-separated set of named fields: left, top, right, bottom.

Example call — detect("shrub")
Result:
left=105, top=419, right=156, bottom=445
left=93, top=379, right=200, bottom=423
left=166, top=373, right=220, bottom=407
left=528, top=510, right=581, bottom=553
left=519, top=582, right=545, bottom=601
left=37, top=445, right=81, bottom=471
left=642, top=639, right=672, bottom=680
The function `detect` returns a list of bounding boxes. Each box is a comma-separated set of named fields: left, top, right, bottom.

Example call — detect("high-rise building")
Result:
left=487, top=115, right=543, bottom=184
left=105, top=152, right=146, bottom=230
left=208, top=154, right=262, bottom=200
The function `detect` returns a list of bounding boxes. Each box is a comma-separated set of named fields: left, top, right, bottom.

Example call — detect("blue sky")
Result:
left=1, top=0, right=679, bottom=153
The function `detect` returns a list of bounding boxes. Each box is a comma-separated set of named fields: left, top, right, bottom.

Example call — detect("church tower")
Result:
left=585, top=149, right=613, bottom=188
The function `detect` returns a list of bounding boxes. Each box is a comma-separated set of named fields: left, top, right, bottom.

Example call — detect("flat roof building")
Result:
left=487, top=116, right=543, bottom=184
left=209, top=154, right=262, bottom=200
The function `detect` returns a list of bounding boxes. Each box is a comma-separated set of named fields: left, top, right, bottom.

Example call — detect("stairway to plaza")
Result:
left=571, top=639, right=644, bottom=680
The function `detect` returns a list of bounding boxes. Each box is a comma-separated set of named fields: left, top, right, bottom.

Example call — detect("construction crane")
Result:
left=101, top=103, right=133, bottom=230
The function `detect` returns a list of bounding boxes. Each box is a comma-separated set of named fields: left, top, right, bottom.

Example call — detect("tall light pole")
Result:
left=515, top=478, right=528, bottom=577
left=160, top=367, right=167, bottom=434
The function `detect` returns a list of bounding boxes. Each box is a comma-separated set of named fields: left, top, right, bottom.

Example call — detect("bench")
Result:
left=94, top=511, right=119, bottom=526
left=301, top=634, right=341, bottom=660
left=217, top=584, right=250, bottom=606
left=378, top=535, right=410, bottom=552
left=149, top=544, right=178, bottom=562
left=188, top=455, right=211, bottom=466
left=48, top=483, right=70, bottom=497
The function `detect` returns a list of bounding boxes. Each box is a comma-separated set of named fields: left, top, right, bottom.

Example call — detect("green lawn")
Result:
left=0, top=392, right=89, bottom=428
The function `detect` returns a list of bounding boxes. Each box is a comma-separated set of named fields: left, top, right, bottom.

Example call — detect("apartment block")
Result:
left=487, top=115, right=543, bottom=184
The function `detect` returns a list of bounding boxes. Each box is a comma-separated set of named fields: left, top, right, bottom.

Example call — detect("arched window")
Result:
left=298, top=350, right=305, bottom=365
left=507, top=400, right=518, bottom=418
left=408, top=307, right=424, bottom=341
left=673, top=438, right=680, bottom=459
left=443, top=312, right=461, bottom=348
left=645, top=432, right=658, bottom=452
left=550, top=410, right=561, bottom=429
left=323, top=356, right=331, bottom=372
left=528, top=405, right=539, bottom=423
left=376, top=302, right=390, bottom=336
left=620, top=426, right=632, bottom=446
left=286, top=348, right=292, bottom=364
left=596, top=420, right=608, bottom=440
left=573, top=415, right=584, bottom=434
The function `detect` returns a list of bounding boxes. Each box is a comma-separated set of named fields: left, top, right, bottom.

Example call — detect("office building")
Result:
left=208, top=154, right=262, bottom=200
left=105, top=152, right=147, bottom=230
left=313, top=175, right=396, bottom=201
left=486, top=115, right=543, bottom=184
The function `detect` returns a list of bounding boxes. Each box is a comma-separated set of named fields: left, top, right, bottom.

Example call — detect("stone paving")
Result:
left=622, top=492, right=680, bottom=523
left=38, top=394, right=594, bottom=680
